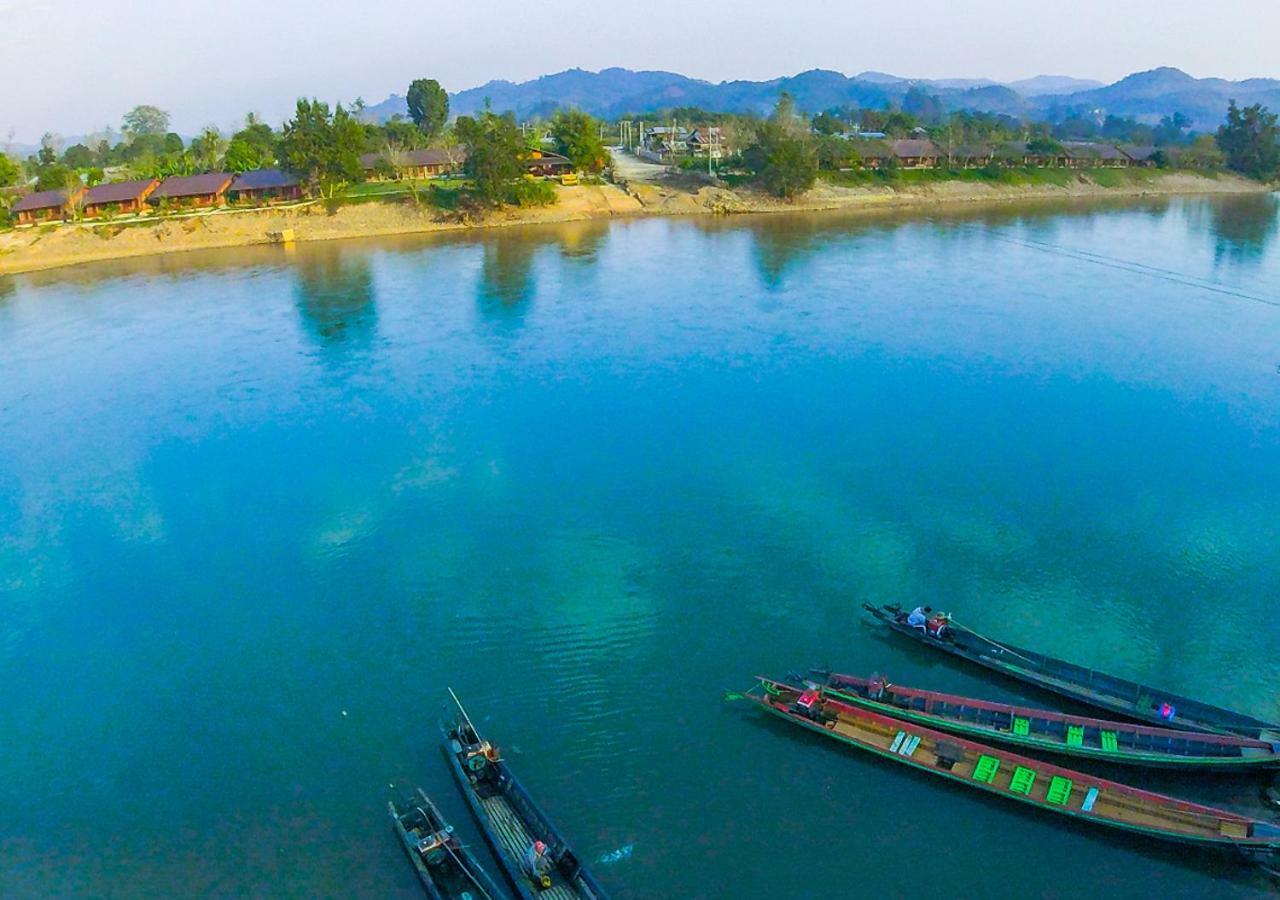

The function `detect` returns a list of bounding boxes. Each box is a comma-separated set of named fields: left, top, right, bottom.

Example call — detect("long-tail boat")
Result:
left=809, top=670, right=1280, bottom=769
left=442, top=691, right=609, bottom=900
left=390, top=788, right=511, bottom=899
left=863, top=603, right=1280, bottom=740
left=744, top=677, right=1280, bottom=860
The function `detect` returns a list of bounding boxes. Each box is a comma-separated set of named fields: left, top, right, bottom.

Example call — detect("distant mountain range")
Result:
left=364, top=66, right=1280, bottom=130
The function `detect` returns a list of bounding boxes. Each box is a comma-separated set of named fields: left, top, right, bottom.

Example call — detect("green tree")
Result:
left=815, top=135, right=858, bottom=170
left=0, top=153, right=20, bottom=188
left=453, top=111, right=525, bottom=207
left=190, top=125, right=227, bottom=172
left=1026, top=135, right=1066, bottom=157
left=406, top=78, right=449, bottom=139
left=62, top=143, right=95, bottom=168
left=1177, top=134, right=1225, bottom=169
left=34, top=162, right=74, bottom=191
left=550, top=109, right=606, bottom=173
left=122, top=105, right=171, bottom=137
left=747, top=96, right=817, bottom=199
left=224, top=116, right=278, bottom=171
left=1216, top=101, right=1280, bottom=180
left=279, top=99, right=364, bottom=195
left=811, top=111, right=845, bottom=136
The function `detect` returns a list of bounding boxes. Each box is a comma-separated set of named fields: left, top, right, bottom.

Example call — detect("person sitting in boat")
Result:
left=524, top=839, right=552, bottom=884
left=925, top=611, right=951, bottom=640
left=906, top=606, right=932, bottom=631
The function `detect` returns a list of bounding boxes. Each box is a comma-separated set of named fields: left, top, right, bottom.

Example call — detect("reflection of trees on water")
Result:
left=1207, top=193, right=1279, bottom=266
left=474, top=224, right=610, bottom=330
left=0, top=276, right=15, bottom=304
left=293, top=249, right=378, bottom=354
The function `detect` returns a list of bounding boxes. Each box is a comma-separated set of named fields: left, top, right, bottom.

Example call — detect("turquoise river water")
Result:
left=2, top=193, right=1279, bottom=898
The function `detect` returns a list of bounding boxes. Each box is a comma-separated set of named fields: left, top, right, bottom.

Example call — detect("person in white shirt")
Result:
left=906, top=605, right=932, bottom=631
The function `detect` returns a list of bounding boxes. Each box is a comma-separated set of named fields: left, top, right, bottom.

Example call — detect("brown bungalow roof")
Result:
left=229, top=168, right=300, bottom=191
left=12, top=189, right=71, bottom=213
left=848, top=138, right=893, bottom=158
left=151, top=172, right=233, bottom=199
left=952, top=144, right=995, bottom=158
left=1121, top=144, right=1158, bottom=162
left=1062, top=141, right=1127, bottom=161
left=83, top=178, right=158, bottom=206
left=891, top=139, right=941, bottom=158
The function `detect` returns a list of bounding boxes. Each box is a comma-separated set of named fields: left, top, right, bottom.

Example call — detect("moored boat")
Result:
left=745, top=677, right=1280, bottom=859
left=442, top=692, right=608, bottom=900
left=863, top=603, right=1280, bottom=740
left=809, top=669, right=1280, bottom=768
left=390, top=788, right=511, bottom=899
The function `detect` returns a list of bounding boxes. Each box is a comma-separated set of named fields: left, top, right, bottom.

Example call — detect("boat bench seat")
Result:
left=1046, top=775, right=1073, bottom=805
left=1009, top=766, right=1036, bottom=795
left=1100, top=731, right=1118, bottom=752
left=1066, top=725, right=1084, bottom=747
left=1011, top=717, right=1030, bottom=736
left=972, top=755, right=1000, bottom=784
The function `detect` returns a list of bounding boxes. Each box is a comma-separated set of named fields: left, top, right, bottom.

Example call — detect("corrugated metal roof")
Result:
left=229, top=169, right=300, bottom=191
left=12, top=189, right=69, bottom=213
left=152, top=173, right=233, bottom=199
left=83, top=179, right=158, bottom=206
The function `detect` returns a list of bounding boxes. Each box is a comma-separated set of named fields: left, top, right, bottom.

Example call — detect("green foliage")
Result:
left=454, top=111, right=525, bottom=207
left=62, top=143, right=95, bottom=169
left=381, top=117, right=428, bottom=150
left=747, top=97, right=817, bottom=198
left=0, top=153, right=21, bottom=188
left=34, top=162, right=74, bottom=191
left=815, top=135, right=858, bottom=170
left=190, top=126, right=227, bottom=172
left=1177, top=134, right=1225, bottom=170
left=1216, top=101, right=1280, bottom=180
left=1026, top=135, right=1065, bottom=156
left=506, top=178, right=557, bottom=207
left=811, top=111, right=844, bottom=136
left=406, top=78, right=449, bottom=139
left=223, top=118, right=278, bottom=172
left=122, top=105, right=171, bottom=137
left=550, top=109, right=606, bottom=173
left=280, top=99, right=366, bottom=195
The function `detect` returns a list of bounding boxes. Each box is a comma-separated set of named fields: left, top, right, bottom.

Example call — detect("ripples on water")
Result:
left=1, top=195, right=1279, bottom=898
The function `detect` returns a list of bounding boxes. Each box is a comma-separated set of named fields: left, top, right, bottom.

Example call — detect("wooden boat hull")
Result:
left=863, top=603, right=1280, bottom=740
left=389, top=788, right=510, bottom=900
left=748, top=677, right=1280, bottom=857
left=813, top=670, right=1280, bottom=769
left=443, top=722, right=608, bottom=900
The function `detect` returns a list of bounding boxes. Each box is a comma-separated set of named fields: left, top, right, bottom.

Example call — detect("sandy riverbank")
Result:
left=0, top=171, right=1269, bottom=276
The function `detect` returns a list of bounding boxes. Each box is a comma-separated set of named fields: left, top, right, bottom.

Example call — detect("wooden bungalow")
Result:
left=891, top=139, right=941, bottom=168
left=1121, top=145, right=1159, bottom=167
left=523, top=149, right=573, bottom=177
left=358, top=148, right=464, bottom=181
left=949, top=144, right=995, bottom=167
left=228, top=168, right=303, bottom=203
left=849, top=138, right=894, bottom=169
left=1062, top=142, right=1131, bottom=168
left=11, top=186, right=86, bottom=225
left=686, top=127, right=723, bottom=159
left=150, top=172, right=233, bottom=208
left=81, top=178, right=159, bottom=217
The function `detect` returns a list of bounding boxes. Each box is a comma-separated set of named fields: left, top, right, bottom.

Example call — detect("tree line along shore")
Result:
left=0, top=76, right=1276, bottom=238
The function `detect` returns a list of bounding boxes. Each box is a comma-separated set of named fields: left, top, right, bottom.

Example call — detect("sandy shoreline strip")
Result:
left=0, top=172, right=1269, bottom=276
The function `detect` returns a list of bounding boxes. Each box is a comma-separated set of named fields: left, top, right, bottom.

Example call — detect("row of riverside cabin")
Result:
left=10, top=168, right=302, bottom=225
left=839, top=139, right=1161, bottom=171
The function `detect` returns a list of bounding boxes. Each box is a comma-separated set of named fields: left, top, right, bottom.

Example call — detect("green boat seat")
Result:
left=1100, top=731, right=1118, bottom=752
left=1011, top=716, right=1030, bottom=736
left=972, top=755, right=1000, bottom=784
left=1009, top=766, right=1037, bottom=795
left=1046, top=775, right=1073, bottom=805
left=1066, top=725, right=1084, bottom=748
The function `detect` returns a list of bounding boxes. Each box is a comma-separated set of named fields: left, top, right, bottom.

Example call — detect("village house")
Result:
left=358, top=148, right=464, bottom=181
left=228, top=169, right=303, bottom=203
left=1121, top=145, right=1159, bottom=167
left=1062, top=142, right=1131, bottom=168
left=685, top=127, right=723, bottom=159
left=891, top=139, right=941, bottom=168
left=523, top=149, right=573, bottom=177
left=949, top=144, right=995, bottom=167
left=848, top=138, right=894, bottom=169
left=80, top=178, right=159, bottom=217
left=639, top=126, right=689, bottom=162
left=11, top=186, right=86, bottom=225
left=150, top=172, right=234, bottom=208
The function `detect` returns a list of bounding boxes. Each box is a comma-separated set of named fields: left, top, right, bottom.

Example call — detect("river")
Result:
left=1, top=194, right=1279, bottom=898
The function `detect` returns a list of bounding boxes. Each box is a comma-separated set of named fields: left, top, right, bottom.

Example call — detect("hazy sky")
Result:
left=2, top=0, right=1277, bottom=142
